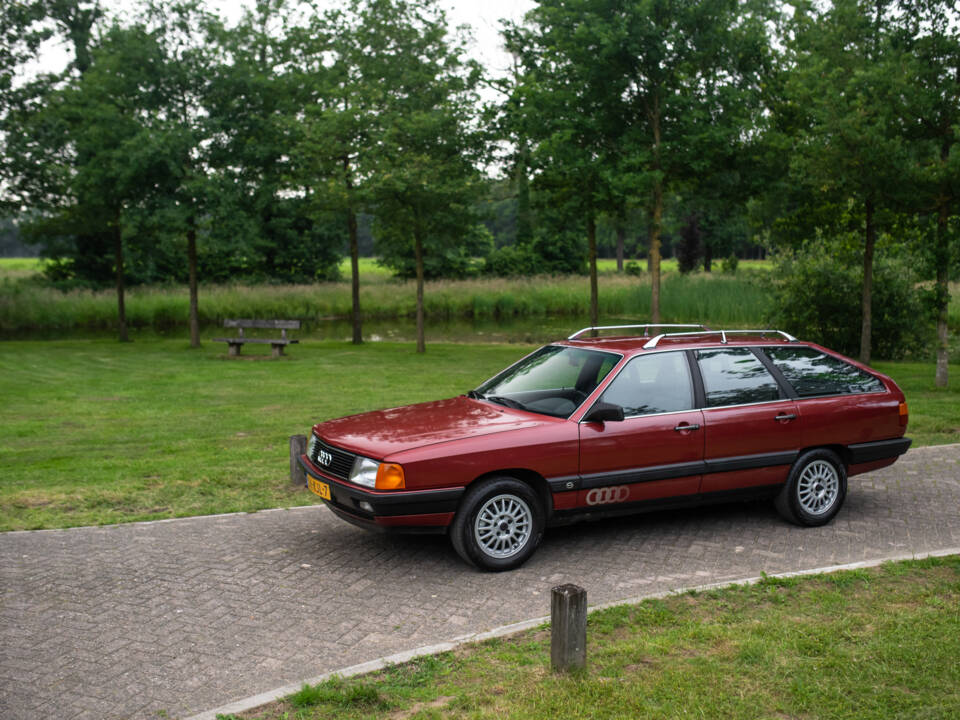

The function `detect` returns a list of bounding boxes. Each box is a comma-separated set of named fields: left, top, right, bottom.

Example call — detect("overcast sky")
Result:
left=34, top=0, right=537, bottom=79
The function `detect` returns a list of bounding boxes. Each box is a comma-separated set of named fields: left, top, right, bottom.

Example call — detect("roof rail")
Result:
left=643, top=329, right=798, bottom=349
left=567, top=323, right=708, bottom=340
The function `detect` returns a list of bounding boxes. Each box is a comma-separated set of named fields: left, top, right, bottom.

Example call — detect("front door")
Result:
left=578, top=351, right=704, bottom=509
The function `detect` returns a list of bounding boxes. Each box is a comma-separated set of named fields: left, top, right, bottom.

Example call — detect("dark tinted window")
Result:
left=600, top=352, right=693, bottom=416
left=475, top=345, right=620, bottom=418
left=764, top=347, right=884, bottom=397
left=697, top=348, right=781, bottom=407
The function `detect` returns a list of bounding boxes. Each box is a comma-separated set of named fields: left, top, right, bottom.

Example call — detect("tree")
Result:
left=783, top=0, right=908, bottom=364
left=206, top=0, right=342, bottom=287
left=361, top=0, right=485, bottom=353
left=136, top=0, right=225, bottom=348
left=293, top=0, right=385, bottom=345
left=505, top=1, right=633, bottom=329
left=3, top=14, right=178, bottom=341
left=892, top=0, right=960, bottom=387
left=510, top=0, right=771, bottom=324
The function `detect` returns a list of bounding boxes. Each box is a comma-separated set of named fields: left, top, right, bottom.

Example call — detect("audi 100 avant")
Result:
left=299, top=326, right=911, bottom=570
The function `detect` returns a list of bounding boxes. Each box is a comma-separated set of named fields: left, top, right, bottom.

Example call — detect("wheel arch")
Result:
left=798, top=444, right=850, bottom=470
left=463, top=468, right=554, bottom=520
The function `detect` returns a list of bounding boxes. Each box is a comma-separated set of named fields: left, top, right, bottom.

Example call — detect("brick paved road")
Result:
left=2, top=445, right=959, bottom=720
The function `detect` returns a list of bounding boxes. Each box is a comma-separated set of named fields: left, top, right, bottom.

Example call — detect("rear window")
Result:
left=763, top=347, right=884, bottom=397
left=696, top=348, right=782, bottom=407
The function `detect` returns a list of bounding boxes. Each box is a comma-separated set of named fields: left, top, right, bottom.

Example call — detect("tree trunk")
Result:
left=345, top=157, right=362, bottom=345
left=935, top=203, right=949, bottom=388
left=650, top=107, right=662, bottom=325
left=859, top=200, right=875, bottom=365
left=615, top=219, right=625, bottom=272
left=414, top=227, right=425, bottom=354
left=348, top=208, right=362, bottom=345
left=650, top=181, right=663, bottom=325
left=588, top=212, right=599, bottom=331
left=187, top=218, right=200, bottom=348
left=114, top=211, right=129, bottom=343
left=515, top=141, right=533, bottom=246
left=703, top=242, right=712, bottom=273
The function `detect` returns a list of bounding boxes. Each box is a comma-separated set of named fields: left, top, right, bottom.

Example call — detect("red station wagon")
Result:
left=299, top=326, right=911, bottom=570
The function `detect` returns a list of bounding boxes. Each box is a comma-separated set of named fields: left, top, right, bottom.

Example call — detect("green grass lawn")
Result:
left=0, top=339, right=956, bottom=532
left=225, top=555, right=960, bottom=720
left=0, top=339, right=529, bottom=530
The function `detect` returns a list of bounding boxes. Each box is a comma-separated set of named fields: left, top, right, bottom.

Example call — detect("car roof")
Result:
left=558, top=327, right=800, bottom=356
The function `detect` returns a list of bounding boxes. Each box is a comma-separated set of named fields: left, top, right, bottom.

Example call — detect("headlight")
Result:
left=307, top=433, right=318, bottom=458
left=349, top=456, right=379, bottom=488
left=348, top=456, right=406, bottom=490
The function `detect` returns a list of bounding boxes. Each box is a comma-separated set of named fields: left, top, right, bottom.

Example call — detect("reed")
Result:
left=0, top=271, right=773, bottom=333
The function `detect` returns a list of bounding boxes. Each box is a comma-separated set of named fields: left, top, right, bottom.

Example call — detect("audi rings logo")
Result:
left=585, top=486, right=630, bottom=506
left=317, top=449, right=333, bottom=466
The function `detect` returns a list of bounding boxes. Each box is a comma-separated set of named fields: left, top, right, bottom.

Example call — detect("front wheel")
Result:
left=775, top=449, right=847, bottom=526
left=450, top=477, right=545, bottom=571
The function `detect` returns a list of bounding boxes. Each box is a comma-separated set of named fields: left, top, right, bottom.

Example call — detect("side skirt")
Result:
left=547, top=484, right=783, bottom=528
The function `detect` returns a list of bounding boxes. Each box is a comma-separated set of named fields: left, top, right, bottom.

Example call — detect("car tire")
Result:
left=775, top=448, right=847, bottom=526
left=450, top=477, right=545, bottom=571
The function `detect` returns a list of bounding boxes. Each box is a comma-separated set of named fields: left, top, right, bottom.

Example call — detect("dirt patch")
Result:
left=388, top=695, right=455, bottom=719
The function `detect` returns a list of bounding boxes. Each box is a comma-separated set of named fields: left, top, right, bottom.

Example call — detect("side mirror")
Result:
left=583, top=401, right=625, bottom=423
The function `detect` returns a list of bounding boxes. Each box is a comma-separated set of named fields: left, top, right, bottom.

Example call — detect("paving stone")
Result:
left=1, top=446, right=959, bottom=719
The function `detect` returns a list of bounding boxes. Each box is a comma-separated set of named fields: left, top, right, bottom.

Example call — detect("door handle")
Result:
left=674, top=423, right=701, bottom=432
left=775, top=413, right=797, bottom=422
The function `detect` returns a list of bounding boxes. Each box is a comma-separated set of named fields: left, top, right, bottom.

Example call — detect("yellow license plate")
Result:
left=308, top=477, right=331, bottom=501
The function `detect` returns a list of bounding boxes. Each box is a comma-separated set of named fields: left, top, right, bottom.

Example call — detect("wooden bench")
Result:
left=213, top=319, right=300, bottom=357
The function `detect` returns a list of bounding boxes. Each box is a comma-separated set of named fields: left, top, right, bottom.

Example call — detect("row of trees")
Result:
left=1, top=0, right=958, bottom=382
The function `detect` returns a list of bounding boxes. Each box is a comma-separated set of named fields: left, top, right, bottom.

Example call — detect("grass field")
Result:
left=0, top=339, right=955, bottom=532
left=225, top=556, right=960, bottom=720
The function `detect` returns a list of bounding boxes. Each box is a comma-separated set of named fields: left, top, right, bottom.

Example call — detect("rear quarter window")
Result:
left=763, top=347, right=885, bottom=397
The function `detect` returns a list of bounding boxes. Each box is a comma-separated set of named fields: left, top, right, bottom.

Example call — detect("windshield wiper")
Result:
left=467, top=389, right=484, bottom=399
left=484, top=395, right=527, bottom=411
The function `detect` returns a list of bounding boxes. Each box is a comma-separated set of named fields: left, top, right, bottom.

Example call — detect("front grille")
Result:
left=308, top=436, right=356, bottom=481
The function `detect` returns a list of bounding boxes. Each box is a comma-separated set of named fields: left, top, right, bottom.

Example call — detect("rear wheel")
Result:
left=450, top=477, right=545, bottom=571
left=775, top=448, right=847, bottom=526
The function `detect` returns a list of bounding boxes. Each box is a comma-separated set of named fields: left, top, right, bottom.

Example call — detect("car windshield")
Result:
left=472, top=345, right=620, bottom=418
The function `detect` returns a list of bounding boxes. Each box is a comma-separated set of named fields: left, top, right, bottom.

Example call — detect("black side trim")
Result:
left=848, top=437, right=912, bottom=464
left=576, top=451, right=799, bottom=491
left=704, top=450, right=798, bottom=474
left=547, top=475, right=582, bottom=492
left=580, top=460, right=705, bottom=489
left=300, top=456, right=464, bottom=517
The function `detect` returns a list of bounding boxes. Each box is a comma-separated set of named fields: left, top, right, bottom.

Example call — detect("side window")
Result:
left=600, top=352, right=694, bottom=417
left=697, top=348, right=782, bottom=407
left=764, top=347, right=885, bottom=397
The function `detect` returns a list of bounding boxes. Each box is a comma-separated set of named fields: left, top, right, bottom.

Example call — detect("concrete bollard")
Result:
left=289, top=434, right=306, bottom=485
left=551, top=583, right=587, bottom=672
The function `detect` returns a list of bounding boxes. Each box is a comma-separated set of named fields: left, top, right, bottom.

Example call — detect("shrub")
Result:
left=721, top=254, right=739, bottom=275
left=766, top=244, right=930, bottom=360
left=625, top=260, right=643, bottom=276
left=482, top=245, right=544, bottom=277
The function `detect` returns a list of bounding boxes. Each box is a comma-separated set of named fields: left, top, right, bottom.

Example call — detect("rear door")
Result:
left=578, top=350, right=704, bottom=509
left=695, top=347, right=800, bottom=494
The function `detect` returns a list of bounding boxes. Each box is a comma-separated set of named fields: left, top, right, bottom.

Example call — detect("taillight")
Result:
left=898, top=402, right=908, bottom=427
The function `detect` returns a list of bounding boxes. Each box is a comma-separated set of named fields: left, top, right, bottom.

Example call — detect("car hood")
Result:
left=314, top=395, right=549, bottom=459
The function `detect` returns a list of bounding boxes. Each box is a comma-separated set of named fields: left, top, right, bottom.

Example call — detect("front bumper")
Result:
left=298, top=454, right=462, bottom=533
